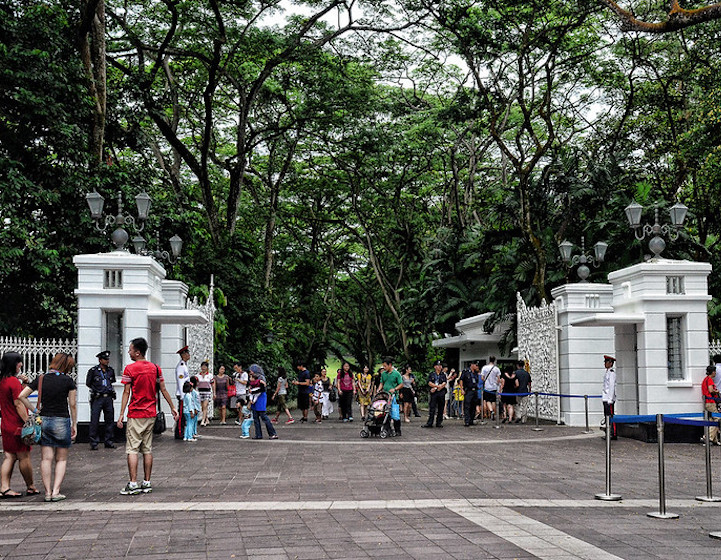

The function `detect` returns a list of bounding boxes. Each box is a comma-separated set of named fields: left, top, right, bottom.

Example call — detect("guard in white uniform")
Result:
left=174, top=346, right=190, bottom=440
left=602, top=354, right=617, bottom=440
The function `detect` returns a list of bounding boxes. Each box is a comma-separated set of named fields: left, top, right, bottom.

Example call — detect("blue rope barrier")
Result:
left=606, top=413, right=721, bottom=425
left=664, top=417, right=719, bottom=427
left=535, top=392, right=602, bottom=399
left=486, top=390, right=603, bottom=399
left=612, top=414, right=658, bottom=423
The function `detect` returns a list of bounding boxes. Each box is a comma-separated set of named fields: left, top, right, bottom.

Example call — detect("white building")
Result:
left=432, top=312, right=516, bottom=370
left=74, top=251, right=209, bottom=424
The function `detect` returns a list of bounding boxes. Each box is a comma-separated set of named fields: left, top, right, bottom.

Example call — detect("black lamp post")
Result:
left=559, top=236, right=607, bottom=282
left=624, top=200, right=688, bottom=258
left=131, top=233, right=183, bottom=264
left=86, top=190, right=151, bottom=251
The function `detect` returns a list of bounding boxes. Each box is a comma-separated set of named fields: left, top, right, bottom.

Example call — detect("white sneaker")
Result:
left=141, top=481, right=152, bottom=494
left=120, top=483, right=141, bottom=495
left=239, top=435, right=249, bottom=439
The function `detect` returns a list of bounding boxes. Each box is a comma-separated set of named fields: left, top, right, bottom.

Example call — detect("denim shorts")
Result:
left=40, top=416, right=72, bottom=448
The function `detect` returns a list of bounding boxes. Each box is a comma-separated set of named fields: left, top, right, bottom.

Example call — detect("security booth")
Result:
left=73, top=251, right=208, bottom=439
left=432, top=312, right=517, bottom=371
left=569, top=258, right=712, bottom=440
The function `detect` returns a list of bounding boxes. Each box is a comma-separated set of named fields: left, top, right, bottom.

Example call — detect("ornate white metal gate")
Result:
left=0, top=337, right=78, bottom=381
left=516, top=293, right=559, bottom=422
left=186, top=276, right=216, bottom=375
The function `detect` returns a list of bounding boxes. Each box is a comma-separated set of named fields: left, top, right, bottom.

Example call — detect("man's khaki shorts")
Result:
left=125, top=417, right=155, bottom=455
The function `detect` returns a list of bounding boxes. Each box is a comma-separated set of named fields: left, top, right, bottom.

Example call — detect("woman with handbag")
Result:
left=18, top=352, right=77, bottom=502
left=0, top=352, right=39, bottom=498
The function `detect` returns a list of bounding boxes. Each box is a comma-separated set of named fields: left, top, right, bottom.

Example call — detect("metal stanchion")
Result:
left=532, top=391, right=543, bottom=432
left=595, top=416, right=621, bottom=501
left=647, top=414, right=679, bottom=519
left=494, top=393, right=501, bottom=429
left=697, top=410, right=721, bottom=502
left=582, top=395, right=593, bottom=434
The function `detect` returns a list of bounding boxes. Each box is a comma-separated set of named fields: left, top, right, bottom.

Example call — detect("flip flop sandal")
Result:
left=0, top=489, right=22, bottom=499
left=26, top=488, right=41, bottom=496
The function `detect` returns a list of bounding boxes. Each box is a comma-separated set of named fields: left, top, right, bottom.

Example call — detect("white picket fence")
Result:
left=0, top=336, right=78, bottom=380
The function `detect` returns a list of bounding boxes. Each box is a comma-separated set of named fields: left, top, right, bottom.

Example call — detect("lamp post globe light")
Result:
left=559, top=236, right=608, bottom=282
left=86, top=190, right=151, bottom=251
left=624, top=199, right=688, bottom=258
left=131, top=233, right=183, bottom=265
left=86, top=190, right=182, bottom=263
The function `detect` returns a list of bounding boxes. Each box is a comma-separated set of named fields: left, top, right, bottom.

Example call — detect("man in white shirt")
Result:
left=481, top=356, right=500, bottom=421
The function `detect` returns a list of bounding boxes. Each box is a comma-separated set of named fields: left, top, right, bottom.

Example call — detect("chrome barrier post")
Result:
left=697, top=410, right=721, bottom=502
left=494, top=393, right=501, bottom=429
left=647, top=414, right=679, bottom=519
left=532, top=391, right=543, bottom=432
left=582, top=395, right=592, bottom=434
left=595, top=416, right=621, bottom=501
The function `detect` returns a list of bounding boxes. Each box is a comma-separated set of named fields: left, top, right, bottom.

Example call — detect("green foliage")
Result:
left=5, top=0, right=721, bottom=369
left=0, top=1, right=100, bottom=336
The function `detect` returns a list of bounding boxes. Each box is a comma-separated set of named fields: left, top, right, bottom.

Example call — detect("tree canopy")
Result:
left=2, top=0, right=721, bottom=373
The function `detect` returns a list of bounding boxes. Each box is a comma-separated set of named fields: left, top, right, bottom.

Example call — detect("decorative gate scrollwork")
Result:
left=516, top=293, right=559, bottom=422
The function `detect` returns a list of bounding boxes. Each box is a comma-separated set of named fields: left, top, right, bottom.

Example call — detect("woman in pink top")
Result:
left=336, top=362, right=355, bottom=422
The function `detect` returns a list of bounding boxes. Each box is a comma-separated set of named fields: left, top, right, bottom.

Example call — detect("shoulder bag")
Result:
left=21, top=375, right=44, bottom=445
left=153, top=366, right=167, bottom=434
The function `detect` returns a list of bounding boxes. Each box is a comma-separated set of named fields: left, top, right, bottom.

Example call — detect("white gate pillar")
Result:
left=551, top=283, right=615, bottom=427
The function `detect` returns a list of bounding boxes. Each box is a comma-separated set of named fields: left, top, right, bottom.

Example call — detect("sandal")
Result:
left=0, top=489, right=22, bottom=499
left=25, top=487, right=41, bottom=496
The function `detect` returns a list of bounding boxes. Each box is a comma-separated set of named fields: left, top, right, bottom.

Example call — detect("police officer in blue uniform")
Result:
left=86, top=351, right=117, bottom=450
left=422, top=360, right=447, bottom=428
left=459, top=360, right=481, bottom=427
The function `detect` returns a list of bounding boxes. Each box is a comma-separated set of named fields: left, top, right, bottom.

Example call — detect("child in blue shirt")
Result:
left=182, top=381, right=198, bottom=441
left=239, top=404, right=253, bottom=439
left=190, top=375, right=201, bottom=438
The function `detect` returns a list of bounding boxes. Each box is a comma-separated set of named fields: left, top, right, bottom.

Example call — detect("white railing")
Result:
left=0, top=336, right=78, bottom=380
left=710, top=340, right=721, bottom=359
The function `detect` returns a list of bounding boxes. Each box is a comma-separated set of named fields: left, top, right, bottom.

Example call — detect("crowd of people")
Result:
left=1, top=343, right=536, bottom=501
left=173, top=354, right=534, bottom=437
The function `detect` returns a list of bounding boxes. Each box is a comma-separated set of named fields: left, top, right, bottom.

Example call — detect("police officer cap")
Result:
left=471, top=359, right=482, bottom=366
left=433, top=360, right=443, bottom=366
left=177, top=345, right=189, bottom=355
left=603, top=355, right=615, bottom=362
left=96, top=351, right=110, bottom=360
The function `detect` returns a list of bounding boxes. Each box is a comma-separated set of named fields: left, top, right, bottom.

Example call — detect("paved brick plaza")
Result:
left=1, top=418, right=720, bottom=559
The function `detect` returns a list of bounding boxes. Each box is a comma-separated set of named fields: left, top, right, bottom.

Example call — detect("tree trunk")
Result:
left=78, top=0, right=106, bottom=164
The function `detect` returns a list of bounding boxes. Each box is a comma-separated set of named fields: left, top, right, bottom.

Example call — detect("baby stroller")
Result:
left=360, top=391, right=396, bottom=438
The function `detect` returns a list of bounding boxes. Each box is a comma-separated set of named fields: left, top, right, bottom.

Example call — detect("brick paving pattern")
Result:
left=1, top=417, right=720, bottom=559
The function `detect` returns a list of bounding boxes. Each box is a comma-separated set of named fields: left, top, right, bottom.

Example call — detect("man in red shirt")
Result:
left=701, top=365, right=720, bottom=446
left=116, top=337, right=178, bottom=495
